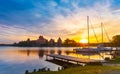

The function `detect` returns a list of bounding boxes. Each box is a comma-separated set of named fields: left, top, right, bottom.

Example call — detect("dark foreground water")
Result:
left=0, top=46, right=113, bottom=74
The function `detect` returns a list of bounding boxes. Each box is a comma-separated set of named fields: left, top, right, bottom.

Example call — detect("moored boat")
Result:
left=74, top=16, right=113, bottom=53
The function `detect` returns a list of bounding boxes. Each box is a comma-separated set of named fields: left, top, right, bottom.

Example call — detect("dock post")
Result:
left=53, top=57, right=55, bottom=60
left=67, top=60, right=69, bottom=62
left=25, top=70, right=29, bottom=74
left=77, top=61, right=78, bottom=64
left=46, top=55, right=48, bottom=60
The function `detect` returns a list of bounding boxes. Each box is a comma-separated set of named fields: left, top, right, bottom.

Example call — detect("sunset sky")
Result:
left=0, top=0, right=120, bottom=44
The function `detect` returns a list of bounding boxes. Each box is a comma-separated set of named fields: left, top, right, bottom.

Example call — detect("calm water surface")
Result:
left=0, top=46, right=113, bottom=74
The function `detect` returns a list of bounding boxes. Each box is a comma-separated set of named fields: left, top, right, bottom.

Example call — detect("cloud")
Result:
left=0, top=24, right=40, bottom=43
left=0, top=0, right=120, bottom=43
left=34, top=0, right=120, bottom=42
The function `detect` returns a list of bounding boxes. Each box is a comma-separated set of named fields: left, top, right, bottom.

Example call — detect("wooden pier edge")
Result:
left=46, top=54, right=106, bottom=65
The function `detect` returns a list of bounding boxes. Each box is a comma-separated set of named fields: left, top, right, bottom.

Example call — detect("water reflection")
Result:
left=18, top=48, right=114, bottom=61
left=57, top=50, right=62, bottom=55
left=0, top=47, right=116, bottom=74
left=38, top=50, right=44, bottom=58
left=27, top=49, right=30, bottom=56
left=18, top=49, right=76, bottom=59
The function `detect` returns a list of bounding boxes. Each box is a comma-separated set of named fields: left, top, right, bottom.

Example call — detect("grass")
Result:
left=30, top=56, right=120, bottom=74
left=108, top=56, right=120, bottom=64
left=30, top=66, right=120, bottom=74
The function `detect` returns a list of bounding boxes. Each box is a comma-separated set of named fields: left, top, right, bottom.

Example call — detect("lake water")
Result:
left=0, top=46, right=114, bottom=74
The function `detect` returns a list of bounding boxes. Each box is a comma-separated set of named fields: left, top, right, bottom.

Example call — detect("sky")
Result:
left=0, top=0, right=120, bottom=44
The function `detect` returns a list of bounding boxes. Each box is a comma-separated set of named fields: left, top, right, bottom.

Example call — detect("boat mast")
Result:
left=87, top=16, right=89, bottom=48
left=101, top=22, right=103, bottom=43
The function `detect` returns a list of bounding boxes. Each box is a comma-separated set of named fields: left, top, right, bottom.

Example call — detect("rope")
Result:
left=89, top=20, right=99, bottom=43
left=102, top=25, right=111, bottom=42
left=99, top=15, right=111, bottom=42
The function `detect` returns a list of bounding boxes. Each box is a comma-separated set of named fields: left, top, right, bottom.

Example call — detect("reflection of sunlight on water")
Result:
left=0, top=47, right=116, bottom=74
left=0, top=48, right=113, bottom=62
left=63, top=51, right=113, bottom=61
left=0, top=47, right=75, bottom=74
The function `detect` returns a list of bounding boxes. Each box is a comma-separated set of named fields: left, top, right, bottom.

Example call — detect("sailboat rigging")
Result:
left=73, top=16, right=112, bottom=53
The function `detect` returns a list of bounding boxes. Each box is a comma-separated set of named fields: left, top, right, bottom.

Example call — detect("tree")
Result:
left=63, top=38, right=77, bottom=47
left=57, top=37, right=62, bottom=47
left=112, top=35, right=120, bottom=46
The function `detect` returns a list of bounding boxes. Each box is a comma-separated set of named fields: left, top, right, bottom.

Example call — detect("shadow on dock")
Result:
left=46, top=59, right=80, bottom=69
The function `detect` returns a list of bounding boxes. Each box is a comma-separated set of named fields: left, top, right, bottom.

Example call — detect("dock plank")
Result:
left=46, top=54, right=105, bottom=63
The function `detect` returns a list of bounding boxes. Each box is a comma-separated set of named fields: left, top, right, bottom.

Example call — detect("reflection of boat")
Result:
left=74, top=16, right=112, bottom=53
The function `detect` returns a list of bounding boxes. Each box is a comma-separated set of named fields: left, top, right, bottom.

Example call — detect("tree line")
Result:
left=12, top=35, right=120, bottom=47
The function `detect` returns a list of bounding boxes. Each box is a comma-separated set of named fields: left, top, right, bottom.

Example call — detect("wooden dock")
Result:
left=46, top=54, right=105, bottom=65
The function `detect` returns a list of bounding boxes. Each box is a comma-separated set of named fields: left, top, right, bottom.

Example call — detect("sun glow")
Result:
left=80, top=39, right=88, bottom=43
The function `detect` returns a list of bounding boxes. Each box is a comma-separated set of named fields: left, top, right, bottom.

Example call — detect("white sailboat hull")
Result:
left=73, top=47, right=113, bottom=53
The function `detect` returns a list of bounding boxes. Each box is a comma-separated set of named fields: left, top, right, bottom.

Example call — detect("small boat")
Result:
left=74, top=44, right=113, bottom=53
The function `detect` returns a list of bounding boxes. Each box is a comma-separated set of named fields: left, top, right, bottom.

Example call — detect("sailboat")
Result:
left=73, top=16, right=112, bottom=53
